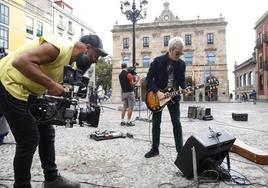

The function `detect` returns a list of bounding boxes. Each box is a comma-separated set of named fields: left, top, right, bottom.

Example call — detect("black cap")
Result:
left=79, top=34, right=108, bottom=57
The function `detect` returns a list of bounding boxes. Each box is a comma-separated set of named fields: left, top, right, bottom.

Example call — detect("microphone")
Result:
left=208, top=126, right=221, bottom=139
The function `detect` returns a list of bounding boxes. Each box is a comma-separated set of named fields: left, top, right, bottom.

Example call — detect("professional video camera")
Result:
left=27, top=65, right=100, bottom=128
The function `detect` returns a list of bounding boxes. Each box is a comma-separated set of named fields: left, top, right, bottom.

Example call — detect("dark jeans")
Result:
left=0, top=82, right=58, bottom=188
left=151, top=101, right=183, bottom=153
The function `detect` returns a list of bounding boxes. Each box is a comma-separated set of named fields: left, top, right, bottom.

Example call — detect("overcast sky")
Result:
left=66, top=0, right=267, bottom=92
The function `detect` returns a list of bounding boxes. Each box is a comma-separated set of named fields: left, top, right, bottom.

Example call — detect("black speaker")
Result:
left=174, top=129, right=236, bottom=179
left=205, top=108, right=211, bottom=116
left=232, top=113, right=248, bottom=121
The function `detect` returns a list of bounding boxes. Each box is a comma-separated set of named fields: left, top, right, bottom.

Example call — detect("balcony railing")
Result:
left=264, top=32, right=268, bottom=43
left=57, top=22, right=66, bottom=30
left=67, top=27, right=75, bottom=35
left=255, top=38, right=262, bottom=49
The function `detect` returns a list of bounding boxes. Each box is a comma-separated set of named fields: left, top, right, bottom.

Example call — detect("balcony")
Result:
left=57, top=22, right=66, bottom=30
left=67, top=27, right=75, bottom=35
left=255, top=38, right=262, bottom=49
left=264, top=32, right=268, bottom=43
left=264, top=60, right=268, bottom=71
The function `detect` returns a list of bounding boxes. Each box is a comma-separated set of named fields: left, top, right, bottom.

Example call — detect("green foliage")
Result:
left=95, top=57, right=112, bottom=93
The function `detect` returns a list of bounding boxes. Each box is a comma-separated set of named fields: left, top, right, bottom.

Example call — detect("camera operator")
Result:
left=0, top=34, right=108, bottom=188
left=119, top=63, right=139, bottom=126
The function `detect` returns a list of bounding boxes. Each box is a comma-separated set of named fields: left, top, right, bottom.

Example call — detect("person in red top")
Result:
left=119, top=63, right=139, bottom=126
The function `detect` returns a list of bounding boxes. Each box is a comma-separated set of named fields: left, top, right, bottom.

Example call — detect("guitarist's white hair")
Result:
left=168, top=37, right=185, bottom=51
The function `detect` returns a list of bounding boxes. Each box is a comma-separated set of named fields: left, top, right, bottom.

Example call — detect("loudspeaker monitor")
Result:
left=174, top=129, right=236, bottom=179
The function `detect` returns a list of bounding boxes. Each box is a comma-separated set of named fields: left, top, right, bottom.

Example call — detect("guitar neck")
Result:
left=167, top=84, right=204, bottom=98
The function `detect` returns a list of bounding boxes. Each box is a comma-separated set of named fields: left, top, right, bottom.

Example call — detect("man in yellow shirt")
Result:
left=0, top=34, right=108, bottom=188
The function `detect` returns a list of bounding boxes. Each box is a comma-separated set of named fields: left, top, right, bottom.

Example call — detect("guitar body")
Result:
left=145, top=88, right=173, bottom=113
left=231, top=140, right=268, bottom=165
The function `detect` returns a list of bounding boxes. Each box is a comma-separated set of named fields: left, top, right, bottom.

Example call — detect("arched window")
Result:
left=122, top=56, right=130, bottom=66
left=248, top=72, right=252, bottom=86
left=143, top=55, right=150, bottom=68
left=207, top=52, right=216, bottom=64
left=243, top=73, right=247, bottom=87
left=184, top=52, right=193, bottom=65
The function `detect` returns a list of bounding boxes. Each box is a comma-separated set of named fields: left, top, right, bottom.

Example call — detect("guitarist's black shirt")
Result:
left=146, top=53, right=187, bottom=101
left=119, top=70, right=134, bottom=92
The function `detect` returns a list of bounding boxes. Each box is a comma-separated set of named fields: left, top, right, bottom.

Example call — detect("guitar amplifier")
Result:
left=188, top=106, right=198, bottom=119
left=196, top=107, right=204, bottom=120
left=232, top=113, right=248, bottom=121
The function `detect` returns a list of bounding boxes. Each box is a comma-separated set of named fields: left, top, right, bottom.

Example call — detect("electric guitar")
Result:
left=145, top=78, right=219, bottom=113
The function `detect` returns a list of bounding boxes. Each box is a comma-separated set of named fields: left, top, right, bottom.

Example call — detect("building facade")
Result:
left=0, top=0, right=97, bottom=88
left=0, top=0, right=51, bottom=52
left=254, top=10, right=268, bottom=100
left=111, top=2, right=229, bottom=103
left=233, top=58, right=256, bottom=101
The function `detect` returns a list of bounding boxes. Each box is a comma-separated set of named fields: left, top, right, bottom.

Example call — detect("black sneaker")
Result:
left=126, top=121, right=135, bottom=126
left=120, top=121, right=126, bottom=126
left=144, top=148, right=159, bottom=158
left=43, top=175, right=80, bottom=188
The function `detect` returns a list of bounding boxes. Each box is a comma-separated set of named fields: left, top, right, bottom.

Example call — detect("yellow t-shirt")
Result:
left=0, top=36, right=74, bottom=101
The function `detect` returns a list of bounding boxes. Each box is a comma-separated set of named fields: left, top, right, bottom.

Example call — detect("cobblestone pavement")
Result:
left=1, top=101, right=268, bottom=188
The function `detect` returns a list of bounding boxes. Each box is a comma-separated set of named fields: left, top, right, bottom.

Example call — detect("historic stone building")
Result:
left=254, top=10, right=268, bottom=100
left=233, top=58, right=256, bottom=100
left=111, top=2, right=229, bottom=103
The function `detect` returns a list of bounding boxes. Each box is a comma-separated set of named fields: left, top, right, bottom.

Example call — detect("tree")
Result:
left=95, top=57, right=112, bottom=93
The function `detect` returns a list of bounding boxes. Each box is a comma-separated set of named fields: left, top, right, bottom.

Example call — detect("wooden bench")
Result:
left=231, top=140, right=268, bottom=165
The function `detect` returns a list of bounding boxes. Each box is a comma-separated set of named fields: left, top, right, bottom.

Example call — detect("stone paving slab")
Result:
left=1, top=102, right=268, bottom=187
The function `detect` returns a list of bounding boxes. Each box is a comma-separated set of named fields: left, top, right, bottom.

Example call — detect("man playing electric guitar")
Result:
left=144, top=37, right=190, bottom=158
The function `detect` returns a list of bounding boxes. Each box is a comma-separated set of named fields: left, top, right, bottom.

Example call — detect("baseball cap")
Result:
left=79, top=34, right=108, bottom=57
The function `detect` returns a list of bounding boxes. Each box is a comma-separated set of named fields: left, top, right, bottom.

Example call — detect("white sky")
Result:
left=66, top=0, right=268, bottom=92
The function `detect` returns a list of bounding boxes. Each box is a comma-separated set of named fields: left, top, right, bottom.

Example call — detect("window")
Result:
left=243, top=74, right=246, bottom=87
left=81, top=28, right=84, bottom=37
left=26, top=16, right=33, bottom=34
left=207, top=52, right=216, bottom=64
left=164, top=35, right=170, bottom=47
left=248, top=72, right=252, bottom=86
left=259, top=56, right=263, bottom=69
left=123, top=38, right=129, bottom=49
left=143, top=36, right=149, bottom=48
left=0, top=3, right=9, bottom=25
left=68, top=21, right=73, bottom=34
left=143, top=55, right=150, bottom=68
left=123, top=56, right=130, bottom=66
left=184, top=52, right=193, bottom=65
left=259, top=74, right=264, bottom=90
left=185, top=34, right=192, bottom=45
left=207, top=33, right=214, bottom=45
left=0, top=25, right=8, bottom=48
left=240, top=75, right=243, bottom=87
left=36, top=21, right=43, bottom=37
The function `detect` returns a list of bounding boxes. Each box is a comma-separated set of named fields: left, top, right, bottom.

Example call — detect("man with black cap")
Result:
left=0, top=34, right=108, bottom=188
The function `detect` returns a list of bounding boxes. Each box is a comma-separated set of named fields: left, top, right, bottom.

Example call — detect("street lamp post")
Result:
left=120, top=0, right=148, bottom=67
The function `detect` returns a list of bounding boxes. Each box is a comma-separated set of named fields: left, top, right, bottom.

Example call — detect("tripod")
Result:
left=135, top=87, right=151, bottom=122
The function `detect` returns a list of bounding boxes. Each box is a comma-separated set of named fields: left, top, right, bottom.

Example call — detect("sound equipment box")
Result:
left=232, top=113, right=248, bottom=121
left=188, top=106, right=198, bottom=119
left=174, top=129, right=236, bottom=179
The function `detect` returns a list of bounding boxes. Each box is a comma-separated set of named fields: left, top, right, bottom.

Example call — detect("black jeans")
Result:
left=0, top=82, right=58, bottom=188
left=151, top=101, right=183, bottom=153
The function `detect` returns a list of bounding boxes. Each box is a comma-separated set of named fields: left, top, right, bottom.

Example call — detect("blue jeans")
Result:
left=0, top=82, right=58, bottom=188
left=151, top=101, right=183, bottom=153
